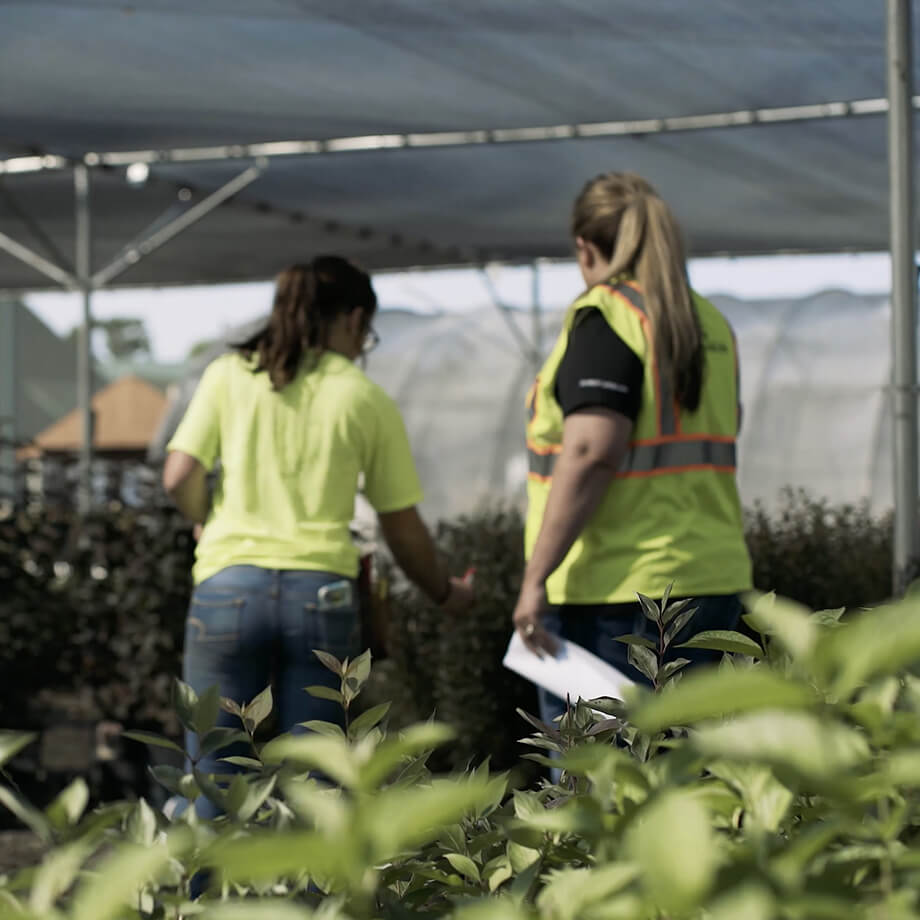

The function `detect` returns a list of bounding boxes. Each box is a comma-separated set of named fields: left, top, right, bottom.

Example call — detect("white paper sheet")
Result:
left=502, top=630, right=635, bottom=703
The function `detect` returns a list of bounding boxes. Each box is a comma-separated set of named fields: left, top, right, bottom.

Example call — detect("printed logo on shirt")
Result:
left=578, top=378, right=630, bottom=394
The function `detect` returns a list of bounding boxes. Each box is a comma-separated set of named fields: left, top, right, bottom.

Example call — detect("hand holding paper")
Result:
left=503, top=630, right=634, bottom=704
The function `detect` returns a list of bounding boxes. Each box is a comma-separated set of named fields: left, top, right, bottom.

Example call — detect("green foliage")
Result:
left=378, top=508, right=539, bottom=771
left=0, top=503, right=193, bottom=736
left=8, top=591, right=920, bottom=918
left=745, top=488, right=893, bottom=609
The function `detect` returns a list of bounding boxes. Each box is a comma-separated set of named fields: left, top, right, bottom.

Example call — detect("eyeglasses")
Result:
left=362, top=326, right=380, bottom=354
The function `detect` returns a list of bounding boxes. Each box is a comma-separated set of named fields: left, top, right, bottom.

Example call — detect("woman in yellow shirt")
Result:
left=164, top=255, right=472, bottom=814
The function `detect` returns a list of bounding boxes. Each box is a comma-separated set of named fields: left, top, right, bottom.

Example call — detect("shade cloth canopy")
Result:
left=2, top=0, right=919, bottom=288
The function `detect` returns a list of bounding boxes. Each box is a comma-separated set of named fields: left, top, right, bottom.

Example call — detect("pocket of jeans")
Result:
left=187, top=595, right=244, bottom=644
left=311, top=606, right=361, bottom=659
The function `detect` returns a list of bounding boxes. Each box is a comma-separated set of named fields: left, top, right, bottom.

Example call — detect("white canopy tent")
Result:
left=0, top=0, right=917, bottom=586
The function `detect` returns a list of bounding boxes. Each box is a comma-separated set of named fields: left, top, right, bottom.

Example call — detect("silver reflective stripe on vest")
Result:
left=608, top=283, right=676, bottom=436
left=619, top=438, right=735, bottom=474
left=528, top=450, right=557, bottom=478
left=528, top=438, right=735, bottom=479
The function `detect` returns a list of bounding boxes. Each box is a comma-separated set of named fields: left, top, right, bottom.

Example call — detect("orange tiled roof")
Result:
left=28, top=375, right=167, bottom=453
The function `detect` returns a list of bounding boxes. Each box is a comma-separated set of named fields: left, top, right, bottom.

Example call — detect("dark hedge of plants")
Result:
left=745, top=488, right=895, bottom=610
left=0, top=487, right=897, bottom=807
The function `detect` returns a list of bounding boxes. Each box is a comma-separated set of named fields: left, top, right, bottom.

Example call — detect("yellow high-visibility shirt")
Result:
left=168, top=350, right=423, bottom=584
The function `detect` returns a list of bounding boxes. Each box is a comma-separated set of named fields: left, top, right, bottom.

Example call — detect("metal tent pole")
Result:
left=888, top=0, right=919, bottom=593
left=0, top=300, right=16, bottom=505
left=74, top=164, right=94, bottom=513
left=531, top=260, right=543, bottom=370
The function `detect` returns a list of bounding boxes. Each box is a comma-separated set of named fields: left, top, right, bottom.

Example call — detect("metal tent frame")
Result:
left=0, top=0, right=916, bottom=588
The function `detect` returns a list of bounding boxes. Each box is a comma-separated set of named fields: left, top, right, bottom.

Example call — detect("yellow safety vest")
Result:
left=525, top=278, right=753, bottom=605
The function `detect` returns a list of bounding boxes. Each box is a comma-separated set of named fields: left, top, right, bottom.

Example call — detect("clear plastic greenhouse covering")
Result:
left=150, top=290, right=899, bottom=523
left=2, top=0, right=920, bottom=288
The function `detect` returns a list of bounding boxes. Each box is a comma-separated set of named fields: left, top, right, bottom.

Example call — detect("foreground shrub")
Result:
left=6, top=590, right=920, bottom=918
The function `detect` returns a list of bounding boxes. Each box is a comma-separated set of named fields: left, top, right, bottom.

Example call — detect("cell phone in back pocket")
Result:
left=317, top=579, right=354, bottom=611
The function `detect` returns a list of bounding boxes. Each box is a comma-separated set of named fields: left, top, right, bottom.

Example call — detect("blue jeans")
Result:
left=181, top=565, right=361, bottom=818
left=537, top=594, right=744, bottom=729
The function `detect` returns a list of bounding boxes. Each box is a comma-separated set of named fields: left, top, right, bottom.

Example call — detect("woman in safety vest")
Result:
left=511, top=172, right=752, bottom=719
left=163, top=255, right=473, bottom=815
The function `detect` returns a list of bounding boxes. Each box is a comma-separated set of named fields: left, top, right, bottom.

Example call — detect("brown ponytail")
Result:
left=236, top=255, right=376, bottom=390
left=571, top=172, right=704, bottom=412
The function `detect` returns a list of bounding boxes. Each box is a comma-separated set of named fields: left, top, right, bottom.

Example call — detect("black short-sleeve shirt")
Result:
left=554, top=308, right=644, bottom=420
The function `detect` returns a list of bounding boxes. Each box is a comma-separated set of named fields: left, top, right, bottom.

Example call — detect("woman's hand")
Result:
left=441, top=574, right=475, bottom=614
left=512, top=581, right=559, bottom=657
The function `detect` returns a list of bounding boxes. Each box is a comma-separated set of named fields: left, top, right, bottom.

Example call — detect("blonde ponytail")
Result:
left=572, top=172, right=704, bottom=411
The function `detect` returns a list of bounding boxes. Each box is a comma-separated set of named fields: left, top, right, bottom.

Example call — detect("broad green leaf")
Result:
left=358, top=722, right=455, bottom=790
left=694, top=710, right=869, bottom=783
left=219, top=696, right=242, bottom=717
left=537, top=864, right=641, bottom=920
left=658, top=658, right=691, bottom=684
left=207, top=830, right=347, bottom=884
left=71, top=831, right=189, bottom=920
left=280, top=777, right=348, bottom=831
left=121, top=730, right=185, bottom=755
left=487, top=861, right=514, bottom=892
left=663, top=606, right=699, bottom=648
left=172, top=679, right=199, bottom=733
left=820, top=599, right=920, bottom=697
left=677, top=629, right=763, bottom=658
left=243, top=686, right=274, bottom=733
left=513, top=798, right=603, bottom=834
left=881, top=749, right=920, bottom=786
left=445, top=852, right=480, bottom=882
left=0, top=732, right=36, bottom=769
left=219, top=755, right=263, bottom=769
left=224, top=774, right=249, bottom=818
left=312, top=649, right=343, bottom=677
left=0, top=785, right=53, bottom=843
left=361, top=775, right=501, bottom=859
left=304, top=685, right=344, bottom=704
left=452, top=898, right=529, bottom=920
left=707, top=762, right=793, bottom=832
left=661, top=596, right=695, bottom=627
left=348, top=702, right=391, bottom=740
left=627, top=644, right=658, bottom=682
left=613, top=633, right=655, bottom=650
left=29, top=839, right=95, bottom=916
left=149, top=764, right=185, bottom=795
left=45, top=778, right=89, bottom=829
left=660, top=582, right=674, bottom=611
left=193, top=684, right=221, bottom=736
left=298, top=720, right=346, bottom=738
left=743, top=592, right=816, bottom=663
left=706, top=884, right=774, bottom=920
left=261, top=733, right=358, bottom=788
left=198, top=902, right=317, bottom=920
left=636, top=593, right=660, bottom=623
left=199, top=727, right=249, bottom=758
left=630, top=666, right=815, bottom=734
left=507, top=840, right=541, bottom=873
left=627, top=789, right=716, bottom=913
left=235, top=774, right=277, bottom=823
left=771, top=819, right=850, bottom=886
left=125, top=798, right=158, bottom=846
left=346, top=649, right=372, bottom=685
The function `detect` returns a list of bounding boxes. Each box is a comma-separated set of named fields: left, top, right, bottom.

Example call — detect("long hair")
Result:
left=236, top=255, right=377, bottom=390
left=571, top=172, right=704, bottom=412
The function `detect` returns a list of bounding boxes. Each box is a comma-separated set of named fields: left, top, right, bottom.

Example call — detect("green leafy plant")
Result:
left=9, top=588, right=920, bottom=918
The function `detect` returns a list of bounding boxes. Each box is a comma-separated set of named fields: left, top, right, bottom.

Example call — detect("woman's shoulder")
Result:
left=318, top=354, right=397, bottom=410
